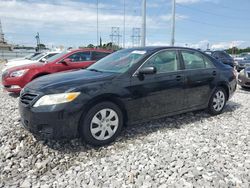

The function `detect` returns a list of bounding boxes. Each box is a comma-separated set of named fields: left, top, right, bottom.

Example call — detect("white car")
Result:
left=7, top=52, right=42, bottom=62
left=3, top=51, right=61, bottom=71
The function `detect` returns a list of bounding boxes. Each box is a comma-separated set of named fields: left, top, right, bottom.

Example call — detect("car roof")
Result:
left=70, top=48, right=113, bottom=53
left=124, top=46, right=206, bottom=53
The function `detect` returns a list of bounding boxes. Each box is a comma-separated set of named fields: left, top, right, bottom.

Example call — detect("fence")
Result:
left=0, top=51, right=35, bottom=60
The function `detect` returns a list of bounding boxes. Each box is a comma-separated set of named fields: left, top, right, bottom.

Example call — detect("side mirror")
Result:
left=138, top=66, right=157, bottom=75
left=62, top=58, right=72, bottom=65
left=40, top=58, right=47, bottom=62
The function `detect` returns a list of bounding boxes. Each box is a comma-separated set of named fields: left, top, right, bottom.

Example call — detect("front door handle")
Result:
left=212, top=71, right=217, bottom=76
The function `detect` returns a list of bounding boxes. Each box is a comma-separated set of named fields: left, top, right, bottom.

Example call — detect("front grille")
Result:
left=20, top=93, right=39, bottom=105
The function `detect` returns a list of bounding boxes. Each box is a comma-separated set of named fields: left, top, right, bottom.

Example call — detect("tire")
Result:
left=208, top=87, right=227, bottom=115
left=79, top=101, right=123, bottom=146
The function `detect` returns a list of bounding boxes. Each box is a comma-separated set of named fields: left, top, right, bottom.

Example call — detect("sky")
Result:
left=0, top=0, right=249, bottom=50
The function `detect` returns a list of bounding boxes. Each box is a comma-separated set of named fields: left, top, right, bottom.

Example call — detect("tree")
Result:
left=87, top=44, right=95, bottom=48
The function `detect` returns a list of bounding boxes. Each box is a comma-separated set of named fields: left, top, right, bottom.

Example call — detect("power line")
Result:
left=178, top=16, right=249, bottom=30
left=176, top=3, right=249, bottom=21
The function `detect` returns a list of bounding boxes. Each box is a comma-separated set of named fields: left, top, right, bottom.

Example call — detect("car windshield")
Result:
left=25, top=53, right=39, bottom=60
left=30, top=53, right=46, bottom=61
left=87, top=49, right=147, bottom=73
left=46, top=51, right=68, bottom=62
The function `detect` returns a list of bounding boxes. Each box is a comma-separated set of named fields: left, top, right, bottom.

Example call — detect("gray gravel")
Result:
left=0, top=62, right=250, bottom=187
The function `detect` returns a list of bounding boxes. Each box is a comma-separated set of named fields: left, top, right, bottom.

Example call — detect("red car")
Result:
left=2, top=49, right=112, bottom=93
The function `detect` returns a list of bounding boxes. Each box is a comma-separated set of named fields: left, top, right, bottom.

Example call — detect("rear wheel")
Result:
left=208, top=87, right=227, bottom=115
left=80, top=101, right=123, bottom=146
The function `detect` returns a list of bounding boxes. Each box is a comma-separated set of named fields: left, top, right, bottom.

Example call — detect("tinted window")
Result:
left=182, top=51, right=214, bottom=69
left=142, top=50, right=179, bottom=73
left=68, top=52, right=91, bottom=62
left=92, top=52, right=110, bottom=61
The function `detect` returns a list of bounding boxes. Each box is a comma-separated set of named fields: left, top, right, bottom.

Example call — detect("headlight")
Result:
left=10, top=69, right=29, bottom=77
left=33, top=92, right=80, bottom=107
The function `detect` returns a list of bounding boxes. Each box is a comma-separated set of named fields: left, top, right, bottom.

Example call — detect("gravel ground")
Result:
left=0, top=62, right=249, bottom=187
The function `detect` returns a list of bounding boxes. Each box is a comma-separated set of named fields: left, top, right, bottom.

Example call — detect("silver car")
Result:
left=238, top=67, right=250, bottom=88
left=235, top=55, right=250, bottom=72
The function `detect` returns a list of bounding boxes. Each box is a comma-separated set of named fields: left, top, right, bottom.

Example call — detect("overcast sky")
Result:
left=0, top=0, right=249, bottom=49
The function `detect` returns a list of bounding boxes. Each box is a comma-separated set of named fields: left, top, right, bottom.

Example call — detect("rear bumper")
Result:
left=228, top=78, right=237, bottom=99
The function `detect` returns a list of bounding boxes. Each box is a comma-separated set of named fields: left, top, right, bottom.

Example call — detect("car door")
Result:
left=180, top=50, right=217, bottom=108
left=127, top=49, right=185, bottom=122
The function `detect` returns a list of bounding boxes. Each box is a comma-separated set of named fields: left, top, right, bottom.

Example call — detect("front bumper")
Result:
left=19, top=91, right=84, bottom=139
left=2, top=73, right=25, bottom=93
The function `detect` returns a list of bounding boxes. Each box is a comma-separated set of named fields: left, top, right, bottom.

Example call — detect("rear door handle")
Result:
left=176, top=75, right=182, bottom=81
left=212, top=71, right=217, bottom=76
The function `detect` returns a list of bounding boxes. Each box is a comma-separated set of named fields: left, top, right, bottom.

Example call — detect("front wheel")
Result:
left=208, top=87, right=227, bottom=115
left=79, top=101, right=123, bottom=146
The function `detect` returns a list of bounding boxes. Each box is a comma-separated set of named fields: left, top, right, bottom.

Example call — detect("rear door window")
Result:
left=181, top=51, right=214, bottom=69
left=68, top=52, right=91, bottom=62
left=92, top=52, right=110, bottom=61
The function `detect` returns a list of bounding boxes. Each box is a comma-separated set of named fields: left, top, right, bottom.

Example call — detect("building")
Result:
left=0, top=19, right=12, bottom=51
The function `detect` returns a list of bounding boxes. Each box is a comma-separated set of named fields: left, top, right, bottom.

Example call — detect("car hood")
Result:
left=5, top=60, right=38, bottom=70
left=4, top=62, right=43, bottom=73
left=25, top=69, right=117, bottom=93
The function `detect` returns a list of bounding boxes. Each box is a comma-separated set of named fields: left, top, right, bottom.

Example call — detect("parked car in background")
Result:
left=7, top=52, right=42, bottom=62
left=204, top=50, right=235, bottom=67
left=19, top=47, right=237, bottom=146
left=2, top=51, right=61, bottom=71
left=235, top=55, right=250, bottom=72
left=2, top=49, right=112, bottom=93
left=238, top=67, right=250, bottom=88
left=234, top=52, right=250, bottom=61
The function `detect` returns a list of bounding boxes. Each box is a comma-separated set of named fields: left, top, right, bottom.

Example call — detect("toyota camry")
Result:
left=19, top=47, right=237, bottom=146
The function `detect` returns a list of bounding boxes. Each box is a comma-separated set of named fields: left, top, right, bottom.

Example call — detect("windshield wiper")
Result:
left=87, top=68, right=103, bottom=73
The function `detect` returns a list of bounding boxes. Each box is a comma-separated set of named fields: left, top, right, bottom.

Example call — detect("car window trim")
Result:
left=132, top=49, right=181, bottom=77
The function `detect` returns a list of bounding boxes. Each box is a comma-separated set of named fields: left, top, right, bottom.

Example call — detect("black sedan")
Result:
left=19, top=47, right=237, bottom=146
left=204, top=50, right=235, bottom=67
left=238, top=67, right=250, bottom=88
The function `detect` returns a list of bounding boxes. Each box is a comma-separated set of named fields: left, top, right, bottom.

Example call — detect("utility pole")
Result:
left=96, top=0, right=99, bottom=48
left=170, top=0, right=176, bottom=46
left=123, top=0, right=126, bottom=48
left=141, top=0, right=146, bottom=47
left=35, top=32, right=40, bottom=52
